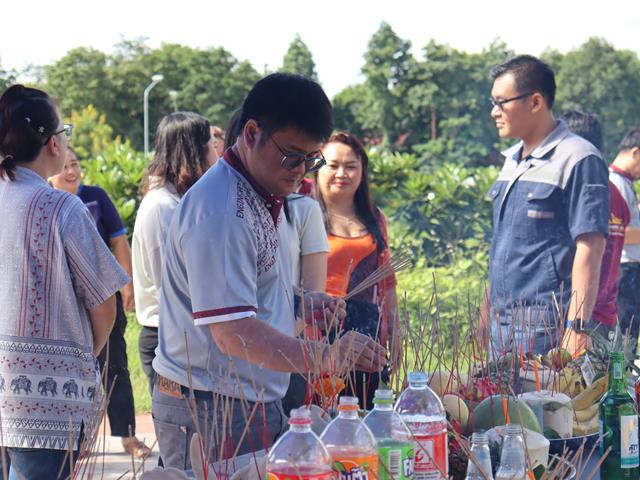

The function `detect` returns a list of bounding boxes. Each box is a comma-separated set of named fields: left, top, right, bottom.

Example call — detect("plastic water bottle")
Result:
left=267, top=407, right=334, bottom=480
left=464, top=432, right=493, bottom=480
left=395, top=372, right=448, bottom=480
left=320, top=396, right=379, bottom=480
left=494, top=424, right=527, bottom=480
left=363, top=389, right=415, bottom=480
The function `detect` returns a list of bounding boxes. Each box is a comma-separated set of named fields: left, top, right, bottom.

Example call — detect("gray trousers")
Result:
left=152, top=387, right=288, bottom=471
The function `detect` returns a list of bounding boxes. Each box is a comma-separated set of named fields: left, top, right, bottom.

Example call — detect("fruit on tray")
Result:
left=544, top=348, right=572, bottom=370
left=573, top=415, right=599, bottom=436
left=519, top=391, right=573, bottom=439
left=428, top=370, right=468, bottom=398
left=573, top=403, right=598, bottom=423
left=570, top=375, right=608, bottom=411
left=442, top=394, right=470, bottom=434
left=472, top=395, right=542, bottom=433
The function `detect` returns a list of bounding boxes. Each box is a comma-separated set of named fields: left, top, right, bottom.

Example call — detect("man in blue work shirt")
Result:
left=483, top=55, right=609, bottom=356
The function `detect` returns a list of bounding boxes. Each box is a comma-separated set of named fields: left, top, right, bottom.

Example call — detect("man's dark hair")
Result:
left=490, top=55, right=557, bottom=109
left=560, top=110, right=604, bottom=152
left=618, top=128, right=640, bottom=152
left=239, top=73, right=333, bottom=142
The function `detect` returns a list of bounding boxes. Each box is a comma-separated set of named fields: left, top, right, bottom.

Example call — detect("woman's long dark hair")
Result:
left=141, top=111, right=211, bottom=197
left=0, top=85, right=59, bottom=181
left=315, top=131, right=386, bottom=252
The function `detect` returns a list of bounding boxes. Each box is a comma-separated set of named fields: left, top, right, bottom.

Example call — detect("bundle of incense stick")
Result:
left=344, top=250, right=412, bottom=300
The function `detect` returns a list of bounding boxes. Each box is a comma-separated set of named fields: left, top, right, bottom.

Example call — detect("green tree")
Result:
left=43, top=39, right=260, bottom=150
left=0, top=57, right=15, bottom=91
left=45, top=47, right=111, bottom=118
left=408, top=39, right=513, bottom=165
left=547, top=38, right=640, bottom=155
left=68, top=105, right=116, bottom=159
left=332, top=84, right=373, bottom=140
left=361, top=22, right=416, bottom=146
left=281, top=34, right=318, bottom=81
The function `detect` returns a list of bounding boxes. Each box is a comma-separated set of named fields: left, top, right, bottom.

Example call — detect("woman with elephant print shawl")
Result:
left=0, top=85, right=128, bottom=479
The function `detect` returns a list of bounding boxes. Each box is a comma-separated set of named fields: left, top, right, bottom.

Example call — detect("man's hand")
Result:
left=302, top=291, right=346, bottom=326
left=562, top=328, right=591, bottom=358
left=121, top=283, right=135, bottom=312
left=327, top=331, right=386, bottom=373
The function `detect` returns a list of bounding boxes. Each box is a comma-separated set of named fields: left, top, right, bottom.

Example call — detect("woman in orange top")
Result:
left=315, top=131, right=399, bottom=409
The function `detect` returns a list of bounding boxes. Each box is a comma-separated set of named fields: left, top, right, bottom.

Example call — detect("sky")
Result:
left=2, top=0, right=638, bottom=98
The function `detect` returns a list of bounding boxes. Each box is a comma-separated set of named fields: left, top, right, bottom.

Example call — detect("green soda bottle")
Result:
left=363, top=389, right=414, bottom=480
left=600, top=351, right=639, bottom=478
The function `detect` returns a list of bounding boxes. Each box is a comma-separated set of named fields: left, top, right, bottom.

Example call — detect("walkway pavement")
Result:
left=84, top=412, right=159, bottom=479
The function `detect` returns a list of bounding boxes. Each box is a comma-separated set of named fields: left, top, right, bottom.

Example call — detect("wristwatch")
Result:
left=566, top=318, right=588, bottom=334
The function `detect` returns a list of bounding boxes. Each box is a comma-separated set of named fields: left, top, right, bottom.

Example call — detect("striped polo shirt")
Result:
left=153, top=150, right=296, bottom=403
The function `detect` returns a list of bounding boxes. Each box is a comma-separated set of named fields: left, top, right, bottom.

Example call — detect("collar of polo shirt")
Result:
left=224, top=148, right=283, bottom=223
left=502, top=120, right=571, bottom=162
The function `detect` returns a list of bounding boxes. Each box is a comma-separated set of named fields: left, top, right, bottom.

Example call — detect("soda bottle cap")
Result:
left=407, top=371, right=428, bottom=385
left=289, top=407, right=312, bottom=426
left=338, top=396, right=359, bottom=411
left=373, top=389, right=394, bottom=404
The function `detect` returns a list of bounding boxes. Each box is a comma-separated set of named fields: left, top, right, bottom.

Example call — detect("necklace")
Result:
left=329, top=212, right=357, bottom=225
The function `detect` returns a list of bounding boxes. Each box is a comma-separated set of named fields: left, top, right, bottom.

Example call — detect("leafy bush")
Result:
left=81, top=141, right=148, bottom=235
left=369, top=147, right=498, bottom=266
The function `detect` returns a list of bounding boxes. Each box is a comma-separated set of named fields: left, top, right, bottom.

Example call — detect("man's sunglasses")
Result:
left=269, top=135, right=326, bottom=173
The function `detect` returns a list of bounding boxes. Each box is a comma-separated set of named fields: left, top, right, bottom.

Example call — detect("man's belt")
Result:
left=155, top=374, right=214, bottom=400
left=155, top=374, right=184, bottom=399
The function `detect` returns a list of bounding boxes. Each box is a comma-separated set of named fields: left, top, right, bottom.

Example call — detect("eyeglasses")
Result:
left=269, top=135, right=326, bottom=173
left=490, top=92, right=534, bottom=111
left=43, top=124, right=73, bottom=145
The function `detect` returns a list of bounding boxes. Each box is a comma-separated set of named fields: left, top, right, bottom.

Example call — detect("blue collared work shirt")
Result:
left=488, top=120, right=609, bottom=324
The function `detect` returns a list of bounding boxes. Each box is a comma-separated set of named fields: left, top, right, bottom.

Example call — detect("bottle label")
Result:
left=378, top=444, right=414, bottom=480
left=620, top=415, right=640, bottom=468
left=412, top=433, right=448, bottom=480
left=614, top=362, right=623, bottom=380
left=268, top=470, right=335, bottom=480
left=580, top=354, right=595, bottom=386
left=332, top=453, right=379, bottom=480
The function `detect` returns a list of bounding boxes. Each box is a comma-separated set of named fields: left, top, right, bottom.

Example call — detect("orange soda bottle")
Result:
left=320, top=396, right=379, bottom=480
left=267, top=407, right=335, bottom=480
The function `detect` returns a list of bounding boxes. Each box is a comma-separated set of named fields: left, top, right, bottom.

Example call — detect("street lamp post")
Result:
left=143, top=73, right=164, bottom=155
left=169, top=90, right=178, bottom=112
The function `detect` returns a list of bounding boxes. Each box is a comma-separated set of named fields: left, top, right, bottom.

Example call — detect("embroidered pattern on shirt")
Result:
left=235, top=179, right=279, bottom=274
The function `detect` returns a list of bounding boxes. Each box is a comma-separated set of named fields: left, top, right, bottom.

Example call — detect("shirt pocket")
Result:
left=514, top=183, right=559, bottom=240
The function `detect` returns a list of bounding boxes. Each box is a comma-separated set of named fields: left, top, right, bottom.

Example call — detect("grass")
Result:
left=124, top=313, right=152, bottom=412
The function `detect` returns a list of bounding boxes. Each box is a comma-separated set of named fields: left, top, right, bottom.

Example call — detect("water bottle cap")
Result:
left=338, top=396, right=359, bottom=411
left=505, top=423, right=524, bottom=435
left=289, top=407, right=312, bottom=426
left=373, top=389, right=394, bottom=404
left=471, top=432, right=488, bottom=443
left=407, top=371, right=428, bottom=385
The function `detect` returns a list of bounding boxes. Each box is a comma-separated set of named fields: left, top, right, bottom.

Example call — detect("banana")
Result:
left=573, top=415, right=599, bottom=436
left=558, top=370, right=579, bottom=394
left=574, top=403, right=599, bottom=422
left=571, top=376, right=608, bottom=411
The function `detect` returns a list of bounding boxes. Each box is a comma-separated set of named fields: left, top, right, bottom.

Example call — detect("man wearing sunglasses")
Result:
left=482, top=55, right=609, bottom=358
left=152, top=73, right=386, bottom=470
